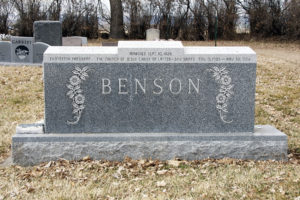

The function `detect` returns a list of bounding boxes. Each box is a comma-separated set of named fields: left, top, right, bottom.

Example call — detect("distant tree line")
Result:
left=0, top=0, right=299, bottom=40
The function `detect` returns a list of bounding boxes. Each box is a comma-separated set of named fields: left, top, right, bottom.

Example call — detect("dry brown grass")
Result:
left=0, top=66, right=44, bottom=162
left=0, top=158, right=300, bottom=200
left=0, top=41, right=299, bottom=199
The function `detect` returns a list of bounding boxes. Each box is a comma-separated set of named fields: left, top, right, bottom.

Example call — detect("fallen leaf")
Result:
left=156, top=180, right=167, bottom=187
left=138, top=160, right=146, bottom=165
left=279, top=187, right=285, bottom=195
left=27, top=187, right=35, bottom=193
left=157, top=170, right=168, bottom=175
left=82, top=156, right=91, bottom=161
left=44, top=161, right=52, bottom=168
left=167, top=160, right=182, bottom=167
left=112, top=182, right=119, bottom=186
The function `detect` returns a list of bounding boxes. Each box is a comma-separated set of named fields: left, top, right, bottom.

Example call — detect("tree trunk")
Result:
left=109, top=0, right=125, bottom=39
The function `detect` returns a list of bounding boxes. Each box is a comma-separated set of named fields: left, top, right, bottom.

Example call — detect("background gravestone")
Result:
left=62, top=37, right=82, bottom=46
left=34, top=21, right=62, bottom=46
left=71, top=36, right=88, bottom=46
left=146, top=28, right=160, bottom=41
left=0, top=41, right=12, bottom=62
left=33, top=42, right=50, bottom=63
left=11, top=36, right=34, bottom=63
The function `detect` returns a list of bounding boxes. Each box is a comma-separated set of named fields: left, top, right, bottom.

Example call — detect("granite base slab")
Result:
left=12, top=124, right=287, bottom=166
left=0, top=62, right=42, bottom=66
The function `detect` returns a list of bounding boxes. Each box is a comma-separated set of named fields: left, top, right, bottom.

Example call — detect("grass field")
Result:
left=0, top=40, right=299, bottom=199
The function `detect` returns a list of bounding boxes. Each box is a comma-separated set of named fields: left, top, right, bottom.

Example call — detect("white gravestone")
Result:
left=146, top=28, right=160, bottom=41
left=62, top=37, right=82, bottom=46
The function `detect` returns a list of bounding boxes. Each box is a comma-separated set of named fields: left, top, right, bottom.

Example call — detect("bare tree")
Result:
left=62, top=0, right=83, bottom=36
left=155, top=0, right=176, bottom=39
left=284, top=0, right=300, bottom=40
left=109, top=0, right=125, bottom=38
left=47, top=0, right=62, bottom=20
left=13, top=0, right=47, bottom=36
left=175, top=0, right=191, bottom=40
left=3, top=0, right=299, bottom=40
left=202, top=0, right=216, bottom=40
left=0, top=0, right=14, bottom=34
left=221, top=0, right=238, bottom=39
left=83, top=2, right=98, bottom=38
left=190, top=0, right=207, bottom=40
left=98, top=0, right=111, bottom=32
left=61, top=0, right=98, bottom=38
left=124, top=0, right=154, bottom=39
left=237, top=0, right=289, bottom=38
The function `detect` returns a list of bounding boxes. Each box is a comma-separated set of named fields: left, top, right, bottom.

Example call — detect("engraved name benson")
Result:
left=66, top=66, right=234, bottom=125
left=101, top=78, right=201, bottom=95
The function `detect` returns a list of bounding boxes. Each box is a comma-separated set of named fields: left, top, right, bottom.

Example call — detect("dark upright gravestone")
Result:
left=11, top=36, right=34, bottom=63
left=34, top=21, right=62, bottom=46
left=12, top=41, right=287, bottom=166
left=33, top=42, right=50, bottom=63
left=0, top=41, right=12, bottom=62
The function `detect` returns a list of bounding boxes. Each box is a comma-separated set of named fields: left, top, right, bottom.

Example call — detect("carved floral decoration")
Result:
left=66, top=66, right=89, bottom=125
left=209, top=66, right=234, bottom=123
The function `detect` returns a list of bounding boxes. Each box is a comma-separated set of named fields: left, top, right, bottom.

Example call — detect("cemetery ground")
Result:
left=0, top=41, right=300, bottom=199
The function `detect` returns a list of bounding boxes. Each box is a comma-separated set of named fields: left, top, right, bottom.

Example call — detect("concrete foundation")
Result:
left=12, top=124, right=287, bottom=166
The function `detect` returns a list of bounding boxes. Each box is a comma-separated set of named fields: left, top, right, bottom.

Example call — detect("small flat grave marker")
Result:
left=62, top=37, right=83, bottom=46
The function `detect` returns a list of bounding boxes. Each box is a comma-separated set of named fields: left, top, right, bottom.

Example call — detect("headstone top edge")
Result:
left=44, top=46, right=118, bottom=55
left=118, top=41, right=183, bottom=48
left=11, top=36, right=34, bottom=39
left=185, top=46, right=256, bottom=55
left=34, top=42, right=50, bottom=46
left=44, top=45, right=256, bottom=56
left=0, top=41, right=11, bottom=44
left=34, top=20, right=61, bottom=23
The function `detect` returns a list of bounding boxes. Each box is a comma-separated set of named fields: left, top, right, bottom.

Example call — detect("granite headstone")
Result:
left=12, top=41, right=288, bottom=165
left=11, top=36, right=34, bottom=63
left=33, top=42, right=50, bottom=63
left=43, top=41, right=256, bottom=133
left=0, top=41, right=12, bottom=62
left=34, top=21, right=62, bottom=46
